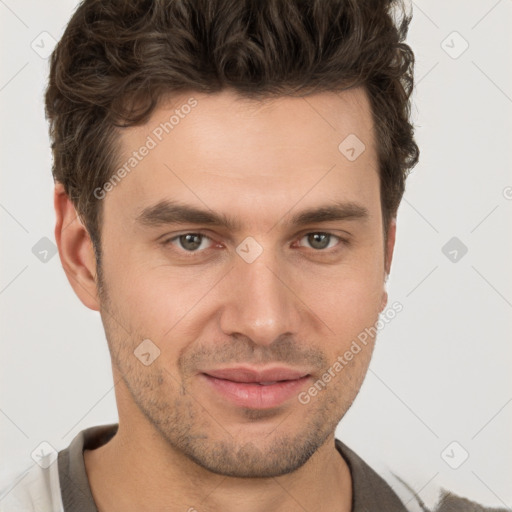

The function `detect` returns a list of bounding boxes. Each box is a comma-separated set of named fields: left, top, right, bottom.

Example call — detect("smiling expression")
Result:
left=92, top=86, right=393, bottom=477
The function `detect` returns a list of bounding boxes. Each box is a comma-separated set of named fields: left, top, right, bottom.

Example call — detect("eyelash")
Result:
left=161, top=232, right=349, bottom=257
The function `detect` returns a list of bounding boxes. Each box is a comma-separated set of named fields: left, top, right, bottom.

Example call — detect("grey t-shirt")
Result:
left=0, top=423, right=508, bottom=511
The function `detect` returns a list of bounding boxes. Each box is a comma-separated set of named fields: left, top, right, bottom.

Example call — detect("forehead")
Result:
left=106, top=88, right=379, bottom=228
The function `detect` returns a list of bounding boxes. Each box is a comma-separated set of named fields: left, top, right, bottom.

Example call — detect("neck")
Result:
left=84, top=419, right=352, bottom=512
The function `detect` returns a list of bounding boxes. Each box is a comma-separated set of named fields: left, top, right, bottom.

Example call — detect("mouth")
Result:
left=200, top=366, right=312, bottom=410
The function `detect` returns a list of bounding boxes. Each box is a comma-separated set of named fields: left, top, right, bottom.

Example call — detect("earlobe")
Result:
left=54, top=183, right=100, bottom=311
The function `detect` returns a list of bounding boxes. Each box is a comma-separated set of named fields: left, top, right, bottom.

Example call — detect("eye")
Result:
left=297, top=232, right=343, bottom=251
left=161, top=231, right=347, bottom=257
left=164, top=233, right=214, bottom=253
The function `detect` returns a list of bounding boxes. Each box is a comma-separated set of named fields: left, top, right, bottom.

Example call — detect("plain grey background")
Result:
left=1, top=1, right=511, bottom=509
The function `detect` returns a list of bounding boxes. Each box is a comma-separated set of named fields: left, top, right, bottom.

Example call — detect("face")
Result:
left=94, top=88, right=393, bottom=478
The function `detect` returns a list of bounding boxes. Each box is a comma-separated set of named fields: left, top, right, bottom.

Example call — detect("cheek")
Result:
left=103, top=247, right=221, bottom=347
left=299, top=264, right=384, bottom=357
left=322, top=283, right=381, bottom=338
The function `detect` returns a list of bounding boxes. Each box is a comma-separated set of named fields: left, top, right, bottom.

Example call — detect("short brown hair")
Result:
left=45, top=0, right=419, bottom=263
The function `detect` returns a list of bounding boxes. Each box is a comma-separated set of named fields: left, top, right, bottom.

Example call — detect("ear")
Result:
left=54, top=182, right=100, bottom=311
left=380, top=217, right=397, bottom=312
left=384, top=217, right=397, bottom=276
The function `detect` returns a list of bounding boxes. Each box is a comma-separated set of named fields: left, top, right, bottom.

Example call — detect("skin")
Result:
left=54, top=87, right=396, bottom=512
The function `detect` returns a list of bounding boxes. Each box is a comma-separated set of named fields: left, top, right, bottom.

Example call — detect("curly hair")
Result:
left=45, top=0, right=419, bottom=262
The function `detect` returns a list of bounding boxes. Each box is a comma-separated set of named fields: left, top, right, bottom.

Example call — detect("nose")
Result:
left=219, top=249, right=302, bottom=347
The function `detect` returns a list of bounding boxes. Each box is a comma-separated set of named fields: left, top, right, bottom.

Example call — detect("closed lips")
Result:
left=202, top=367, right=310, bottom=384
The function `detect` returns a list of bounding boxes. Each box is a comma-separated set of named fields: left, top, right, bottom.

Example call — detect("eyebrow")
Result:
left=135, top=199, right=369, bottom=231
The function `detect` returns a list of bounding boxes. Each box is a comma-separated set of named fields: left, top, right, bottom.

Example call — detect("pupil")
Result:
left=181, top=234, right=201, bottom=250
left=309, top=233, right=329, bottom=249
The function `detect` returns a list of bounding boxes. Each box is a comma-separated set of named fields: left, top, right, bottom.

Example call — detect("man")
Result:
left=0, top=1, right=507, bottom=511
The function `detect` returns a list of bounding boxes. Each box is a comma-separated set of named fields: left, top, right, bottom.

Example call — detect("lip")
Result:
left=200, top=366, right=312, bottom=409
left=204, top=366, right=309, bottom=383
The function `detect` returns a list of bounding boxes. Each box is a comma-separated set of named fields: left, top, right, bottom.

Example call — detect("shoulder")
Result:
left=430, top=491, right=511, bottom=512
left=0, top=453, right=63, bottom=512
left=390, top=473, right=511, bottom=512
left=335, top=439, right=509, bottom=512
